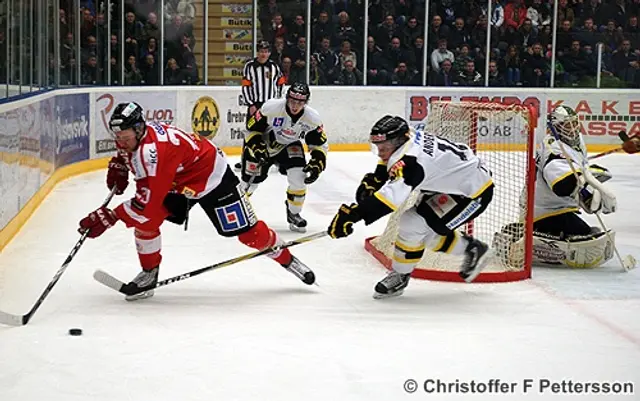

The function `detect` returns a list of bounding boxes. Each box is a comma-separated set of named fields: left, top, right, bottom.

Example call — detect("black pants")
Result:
left=163, top=167, right=257, bottom=237
left=240, top=140, right=306, bottom=184
left=533, top=212, right=591, bottom=238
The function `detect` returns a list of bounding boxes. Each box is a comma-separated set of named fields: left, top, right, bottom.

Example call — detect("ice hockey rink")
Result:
left=1, top=152, right=639, bottom=401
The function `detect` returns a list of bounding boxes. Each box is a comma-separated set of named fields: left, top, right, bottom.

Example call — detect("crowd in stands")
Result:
left=50, top=0, right=200, bottom=86
left=258, top=0, right=640, bottom=87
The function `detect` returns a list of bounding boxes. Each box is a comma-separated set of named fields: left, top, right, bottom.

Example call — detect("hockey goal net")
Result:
left=364, top=101, right=537, bottom=282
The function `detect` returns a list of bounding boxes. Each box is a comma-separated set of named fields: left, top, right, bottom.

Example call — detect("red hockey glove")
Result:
left=106, top=155, right=129, bottom=195
left=622, top=135, right=640, bottom=154
left=78, top=207, right=118, bottom=238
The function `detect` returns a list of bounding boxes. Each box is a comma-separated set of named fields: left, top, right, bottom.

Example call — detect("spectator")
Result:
left=601, top=19, right=625, bottom=53
left=386, top=36, right=416, bottom=71
left=140, top=37, right=158, bottom=65
left=311, top=0, right=333, bottom=23
left=125, top=55, right=143, bottom=85
left=124, top=12, right=142, bottom=58
left=527, top=0, right=550, bottom=30
left=578, top=0, right=605, bottom=28
left=486, top=0, right=505, bottom=29
left=314, top=37, right=340, bottom=83
left=449, top=17, right=472, bottom=52
left=337, top=59, right=363, bottom=85
left=270, top=36, right=287, bottom=67
left=142, top=12, right=160, bottom=44
left=611, top=39, right=640, bottom=85
left=265, top=13, right=287, bottom=44
left=313, top=11, right=334, bottom=50
left=455, top=59, right=483, bottom=85
left=333, top=11, right=358, bottom=49
left=141, top=54, right=159, bottom=85
left=82, top=55, right=100, bottom=85
left=164, top=58, right=185, bottom=85
left=431, top=38, right=455, bottom=73
left=471, top=15, right=499, bottom=57
left=556, top=20, right=575, bottom=55
left=338, top=40, right=357, bottom=70
left=309, top=54, right=328, bottom=85
left=80, top=8, right=95, bottom=46
left=574, top=18, right=602, bottom=48
left=561, top=40, right=596, bottom=83
left=522, top=42, right=549, bottom=86
left=375, top=14, right=400, bottom=50
left=503, top=0, right=528, bottom=43
left=430, top=58, right=455, bottom=86
left=453, top=43, right=473, bottom=73
left=413, top=37, right=426, bottom=74
left=401, top=16, right=422, bottom=49
left=428, top=15, right=450, bottom=51
left=558, top=0, right=575, bottom=27
left=287, top=36, right=307, bottom=82
left=259, top=0, right=279, bottom=40
left=390, top=62, right=417, bottom=85
left=500, top=44, right=522, bottom=85
left=288, top=15, right=306, bottom=47
left=487, top=60, right=505, bottom=86
left=514, top=18, right=538, bottom=48
left=280, top=56, right=293, bottom=84
left=365, top=36, right=391, bottom=85
left=625, top=15, right=640, bottom=50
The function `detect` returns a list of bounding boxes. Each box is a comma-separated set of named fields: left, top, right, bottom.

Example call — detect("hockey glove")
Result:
left=245, top=132, right=269, bottom=164
left=622, top=134, right=640, bottom=154
left=303, top=149, right=326, bottom=184
left=328, top=203, right=362, bottom=239
left=78, top=206, right=118, bottom=238
left=106, top=154, right=129, bottom=195
left=355, top=173, right=385, bottom=203
left=579, top=184, right=617, bottom=214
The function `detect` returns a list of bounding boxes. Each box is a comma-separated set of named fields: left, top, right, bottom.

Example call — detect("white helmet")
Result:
left=549, top=105, right=582, bottom=148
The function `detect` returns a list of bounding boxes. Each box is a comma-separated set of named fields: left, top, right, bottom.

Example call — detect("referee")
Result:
left=235, top=40, right=285, bottom=171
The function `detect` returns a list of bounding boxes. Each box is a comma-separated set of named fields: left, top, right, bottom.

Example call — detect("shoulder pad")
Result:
left=260, top=99, right=283, bottom=116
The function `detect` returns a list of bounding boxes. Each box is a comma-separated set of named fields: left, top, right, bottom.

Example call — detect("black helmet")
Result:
left=109, top=102, right=146, bottom=138
left=256, top=40, right=271, bottom=51
left=286, top=82, right=310, bottom=102
left=370, top=115, right=409, bottom=144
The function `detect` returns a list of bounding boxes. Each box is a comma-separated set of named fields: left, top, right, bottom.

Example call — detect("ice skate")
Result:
left=286, top=201, right=307, bottom=233
left=234, top=162, right=242, bottom=172
left=282, top=255, right=315, bottom=285
left=459, top=236, right=490, bottom=283
left=373, top=271, right=411, bottom=299
left=122, top=267, right=159, bottom=301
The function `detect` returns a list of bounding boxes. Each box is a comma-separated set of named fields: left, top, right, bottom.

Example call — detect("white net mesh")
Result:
left=367, top=101, right=535, bottom=281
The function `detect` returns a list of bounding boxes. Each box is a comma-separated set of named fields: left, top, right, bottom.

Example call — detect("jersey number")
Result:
left=437, top=138, right=468, bottom=161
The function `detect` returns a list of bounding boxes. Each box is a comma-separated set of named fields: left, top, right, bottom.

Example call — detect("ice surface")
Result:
left=0, top=152, right=639, bottom=401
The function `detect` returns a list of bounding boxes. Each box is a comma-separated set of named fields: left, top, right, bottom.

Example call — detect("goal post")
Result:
left=364, top=101, right=537, bottom=283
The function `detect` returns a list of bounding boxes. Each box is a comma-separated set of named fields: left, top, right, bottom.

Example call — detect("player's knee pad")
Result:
left=238, top=220, right=277, bottom=250
left=286, top=167, right=306, bottom=191
left=134, top=228, right=162, bottom=269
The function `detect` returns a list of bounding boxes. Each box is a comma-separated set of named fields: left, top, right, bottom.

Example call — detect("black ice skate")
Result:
left=282, top=255, right=316, bottom=285
left=285, top=201, right=307, bottom=233
left=459, top=236, right=490, bottom=283
left=121, top=267, right=159, bottom=301
left=373, top=271, right=411, bottom=299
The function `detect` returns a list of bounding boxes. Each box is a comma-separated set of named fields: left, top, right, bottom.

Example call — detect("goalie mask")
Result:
left=549, top=105, right=582, bottom=149
left=369, top=115, right=410, bottom=162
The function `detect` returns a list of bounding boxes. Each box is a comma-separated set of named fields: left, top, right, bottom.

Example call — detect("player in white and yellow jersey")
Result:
left=327, top=115, right=495, bottom=299
left=242, top=83, right=328, bottom=232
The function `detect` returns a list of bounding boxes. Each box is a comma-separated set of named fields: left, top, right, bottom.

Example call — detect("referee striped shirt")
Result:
left=241, top=58, right=285, bottom=107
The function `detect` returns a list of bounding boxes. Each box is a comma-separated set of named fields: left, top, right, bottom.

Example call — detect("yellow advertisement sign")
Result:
left=221, top=17, right=252, bottom=27
left=191, top=96, right=221, bottom=139
left=224, top=42, right=253, bottom=53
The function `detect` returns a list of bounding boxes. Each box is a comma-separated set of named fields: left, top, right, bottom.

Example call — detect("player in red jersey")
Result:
left=78, top=102, right=315, bottom=300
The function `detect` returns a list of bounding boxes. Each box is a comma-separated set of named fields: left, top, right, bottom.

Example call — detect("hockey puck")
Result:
left=68, top=328, right=83, bottom=336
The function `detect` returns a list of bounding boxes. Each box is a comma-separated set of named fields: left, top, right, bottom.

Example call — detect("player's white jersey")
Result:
left=532, top=133, right=588, bottom=221
left=375, top=129, right=493, bottom=210
left=257, top=98, right=327, bottom=153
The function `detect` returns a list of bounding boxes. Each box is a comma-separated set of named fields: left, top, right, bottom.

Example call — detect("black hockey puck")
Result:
left=68, top=328, right=83, bottom=336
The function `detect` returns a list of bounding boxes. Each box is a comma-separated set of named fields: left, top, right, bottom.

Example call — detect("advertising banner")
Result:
left=185, top=90, right=248, bottom=148
left=55, top=93, right=90, bottom=168
left=94, top=91, right=177, bottom=154
left=0, top=109, right=20, bottom=230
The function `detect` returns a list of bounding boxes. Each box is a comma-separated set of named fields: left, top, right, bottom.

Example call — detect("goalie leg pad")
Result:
left=135, top=228, right=162, bottom=270
left=532, top=230, right=616, bottom=268
left=237, top=220, right=291, bottom=265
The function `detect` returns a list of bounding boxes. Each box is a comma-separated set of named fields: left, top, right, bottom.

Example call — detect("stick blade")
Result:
left=618, top=131, right=630, bottom=142
left=0, top=311, right=25, bottom=326
left=93, top=270, right=126, bottom=292
left=623, top=255, right=637, bottom=272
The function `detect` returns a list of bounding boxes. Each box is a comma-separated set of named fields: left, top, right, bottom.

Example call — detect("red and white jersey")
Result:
left=114, top=121, right=228, bottom=231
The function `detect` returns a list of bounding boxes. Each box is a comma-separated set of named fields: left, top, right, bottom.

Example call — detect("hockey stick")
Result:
left=548, top=125, right=636, bottom=272
left=587, top=132, right=629, bottom=161
left=0, top=188, right=117, bottom=326
left=93, top=230, right=328, bottom=296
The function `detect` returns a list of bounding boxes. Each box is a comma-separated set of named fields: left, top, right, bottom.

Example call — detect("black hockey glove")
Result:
left=303, top=149, right=326, bottom=184
left=328, top=203, right=362, bottom=239
left=355, top=173, right=385, bottom=203
left=245, top=133, right=269, bottom=164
